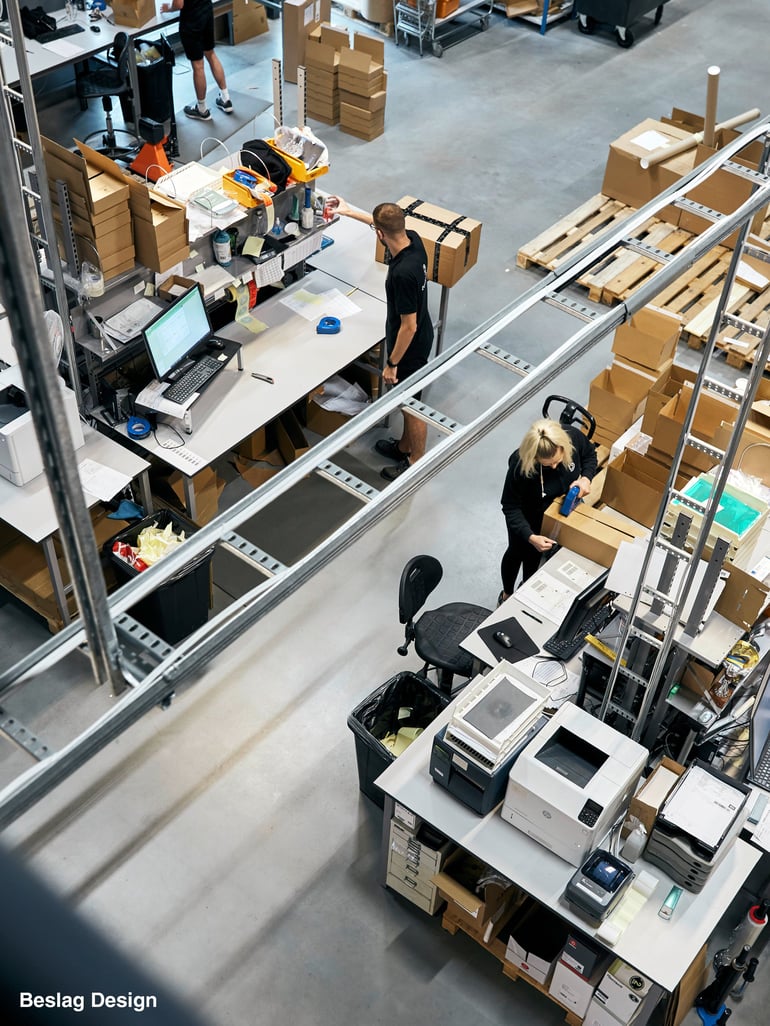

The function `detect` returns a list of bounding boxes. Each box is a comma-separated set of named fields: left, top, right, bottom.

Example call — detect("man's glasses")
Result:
left=370, top=223, right=379, bottom=232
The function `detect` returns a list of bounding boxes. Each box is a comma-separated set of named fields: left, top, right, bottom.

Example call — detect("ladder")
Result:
left=0, top=0, right=82, bottom=404
left=596, top=140, right=770, bottom=747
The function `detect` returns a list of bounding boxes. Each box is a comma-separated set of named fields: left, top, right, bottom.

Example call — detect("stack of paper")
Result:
left=102, top=298, right=161, bottom=345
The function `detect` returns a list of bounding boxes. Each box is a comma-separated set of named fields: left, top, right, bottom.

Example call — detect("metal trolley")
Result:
left=393, top=0, right=493, bottom=58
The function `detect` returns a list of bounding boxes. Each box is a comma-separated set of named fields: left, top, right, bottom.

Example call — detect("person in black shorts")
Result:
left=160, top=0, right=232, bottom=121
left=327, top=197, right=433, bottom=481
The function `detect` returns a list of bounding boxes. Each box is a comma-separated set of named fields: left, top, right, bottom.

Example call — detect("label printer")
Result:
left=0, top=365, right=84, bottom=486
left=429, top=663, right=550, bottom=815
left=502, top=703, right=647, bottom=866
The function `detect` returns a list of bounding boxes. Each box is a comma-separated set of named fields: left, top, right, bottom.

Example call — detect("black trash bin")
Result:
left=347, top=672, right=450, bottom=807
left=106, top=508, right=214, bottom=645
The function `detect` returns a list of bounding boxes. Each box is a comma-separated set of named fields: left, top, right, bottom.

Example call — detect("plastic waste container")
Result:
left=347, top=671, right=450, bottom=807
left=106, top=508, right=213, bottom=645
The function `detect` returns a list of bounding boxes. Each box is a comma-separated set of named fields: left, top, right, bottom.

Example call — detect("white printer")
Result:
left=501, top=703, right=647, bottom=866
left=0, top=365, right=84, bottom=486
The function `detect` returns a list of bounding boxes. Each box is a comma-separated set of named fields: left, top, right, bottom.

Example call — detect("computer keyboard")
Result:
left=37, top=24, right=86, bottom=44
left=754, top=743, right=770, bottom=790
left=165, top=356, right=221, bottom=404
left=543, top=603, right=618, bottom=660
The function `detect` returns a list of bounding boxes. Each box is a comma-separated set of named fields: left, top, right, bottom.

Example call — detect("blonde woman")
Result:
left=499, top=419, right=596, bottom=602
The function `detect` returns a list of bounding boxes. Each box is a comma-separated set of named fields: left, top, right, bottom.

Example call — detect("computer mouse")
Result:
left=493, top=630, right=513, bottom=649
left=90, top=25, right=101, bottom=31
left=209, top=339, right=225, bottom=350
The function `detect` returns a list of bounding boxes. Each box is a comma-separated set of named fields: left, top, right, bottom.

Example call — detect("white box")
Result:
left=549, top=958, right=608, bottom=1018
left=505, top=934, right=555, bottom=986
left=594, top=960, right=652, bottom=1024
left=584, top=999, right=626, bottom=1026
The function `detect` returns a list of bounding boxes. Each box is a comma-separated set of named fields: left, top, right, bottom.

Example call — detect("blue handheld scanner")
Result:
left=317, top=316, right=341, bottom=334
left=560, top=484, right=581, bottom=516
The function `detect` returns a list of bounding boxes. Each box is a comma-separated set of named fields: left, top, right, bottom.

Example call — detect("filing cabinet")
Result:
left=385, top=816, right=453, bottom=914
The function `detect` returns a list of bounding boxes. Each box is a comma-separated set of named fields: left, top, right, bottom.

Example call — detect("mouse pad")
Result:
left=478, top=617, right=539, bottom=664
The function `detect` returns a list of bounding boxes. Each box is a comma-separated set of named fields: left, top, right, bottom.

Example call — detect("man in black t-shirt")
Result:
left=160, top=0, right=232, bottom=121
left=327, top=198, right=433, bottom=481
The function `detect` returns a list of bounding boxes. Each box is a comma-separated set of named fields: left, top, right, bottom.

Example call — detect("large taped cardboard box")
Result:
left=612, top=305, right=681, bottom=371
left=601, top=118, right=697, bottom=220
left=111, top=0, right=155, bottom=27
left=282, top=0, right=330, bottom=83
left=376, top=196, right=482, bottom=288
left=652, top=382, right=738, bottom=473
left=542, top=504, right=647, bottom=568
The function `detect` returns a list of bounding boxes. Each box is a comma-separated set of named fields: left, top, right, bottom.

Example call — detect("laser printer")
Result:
left=429, top=662, right=550, bottom=815
left=501, top=703, right=647, bottom=866
left=0, top=365, right=84, bottom=486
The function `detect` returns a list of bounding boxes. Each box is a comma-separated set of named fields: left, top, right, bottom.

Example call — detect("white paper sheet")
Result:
left=630, top=129, right=674, bottom=152
left=661, top=764, right=746, bottom=849
left=78, top=458, right=131, bottom=502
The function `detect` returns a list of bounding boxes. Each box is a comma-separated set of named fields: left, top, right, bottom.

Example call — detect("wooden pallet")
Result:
left=516, top=193, right=634, bottom=272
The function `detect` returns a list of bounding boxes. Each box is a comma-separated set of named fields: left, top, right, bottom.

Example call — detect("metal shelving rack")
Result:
left=393, top=0, right=493, bottom=57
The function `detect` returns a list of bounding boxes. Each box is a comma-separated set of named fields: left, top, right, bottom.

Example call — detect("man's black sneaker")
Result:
left=216, top=96, right=234, bottom=114
left=381, top=458, right=411, bottom=482
left=184, top=103, right=211, bottom=121
left=374, top=437, right=411, bottom=462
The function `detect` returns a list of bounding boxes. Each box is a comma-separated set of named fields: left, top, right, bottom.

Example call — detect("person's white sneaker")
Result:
left=216, top=96, right=234, bottom=115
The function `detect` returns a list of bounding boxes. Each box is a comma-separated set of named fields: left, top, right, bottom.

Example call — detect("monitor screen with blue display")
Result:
left=143, top=285, right=211, bottom=381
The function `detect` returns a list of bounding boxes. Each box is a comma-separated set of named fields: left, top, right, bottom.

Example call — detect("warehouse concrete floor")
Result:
left=2, top=0, right=770, bottom=1023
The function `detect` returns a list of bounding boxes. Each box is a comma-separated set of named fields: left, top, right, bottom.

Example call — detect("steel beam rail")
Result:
left=0, top=120, right=769, bottom=824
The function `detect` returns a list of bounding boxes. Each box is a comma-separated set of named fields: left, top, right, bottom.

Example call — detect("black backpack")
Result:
left=240, top=140, right=292, bottom=193
left=21, top=5, right=57, bottom=39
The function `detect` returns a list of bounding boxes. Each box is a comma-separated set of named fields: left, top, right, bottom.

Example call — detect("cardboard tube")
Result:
left=639, top=107, right=762, bottom=169
left=704, top=65, right=721, bottom=148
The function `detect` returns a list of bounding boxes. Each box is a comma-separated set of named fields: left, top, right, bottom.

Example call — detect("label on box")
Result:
left=394, top=803, right=416, bottom=830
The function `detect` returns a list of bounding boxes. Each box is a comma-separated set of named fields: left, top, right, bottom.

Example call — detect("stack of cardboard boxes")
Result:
left=304, top=24, right=350, bottom=125
left=338, top=34, right=387, bottom=141
left=42, top=136, right=136, bottom=282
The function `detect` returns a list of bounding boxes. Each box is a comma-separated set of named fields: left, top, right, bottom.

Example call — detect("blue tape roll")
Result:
left=127, top=416, right=151, bottom=440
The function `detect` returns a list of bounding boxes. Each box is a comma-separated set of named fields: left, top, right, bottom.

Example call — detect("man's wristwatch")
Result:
left=386, top=358, right=398, bottom=369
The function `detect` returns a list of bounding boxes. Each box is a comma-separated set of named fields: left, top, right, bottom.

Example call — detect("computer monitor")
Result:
left=142, top=285, right=211, bottom=382
left=747, top=656, right=770, bottom=789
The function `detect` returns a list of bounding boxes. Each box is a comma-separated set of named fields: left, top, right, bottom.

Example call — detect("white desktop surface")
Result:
left=462, top=549, right=607, bottom=664
left=123, top=269, right=385, bottom=474
left=308, top=215, right=387, bottom=301
left=376, top=701, right=761, bottom=993
left=0, top=425, right=149, bottom=543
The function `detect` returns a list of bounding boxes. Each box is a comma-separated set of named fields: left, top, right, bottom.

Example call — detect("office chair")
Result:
left=75, top=32, right=139, bottom=162
left=397, top=555, right=492, bottom=694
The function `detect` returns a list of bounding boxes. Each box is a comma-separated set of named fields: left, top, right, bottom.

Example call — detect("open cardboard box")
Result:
left=640, top=362, right=697, bottom=436
left=338, top=33, right=386, bottom=96
left=602, top=450, right=687, bottom=529
left=651, top=381, right=738, bottom=473
left=612, top=305, right=682, bottom=372
left=589, top=361, right=662, bottom=436
left=432, top=850, right=520, bottom=943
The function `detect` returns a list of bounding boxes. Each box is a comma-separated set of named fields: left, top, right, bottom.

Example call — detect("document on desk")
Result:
left=78, top=458, right=132, bottom=502
left=135, top=379, right=197, bottom=417
left=514, top=556, right=594, bottom=622
left=103, top=298, right=161, bottom=344
left=43, top=39, right=86, bottom=58
left=661, top=764, right=746, bottom=850
left=280, top=287, right=362, bottom=322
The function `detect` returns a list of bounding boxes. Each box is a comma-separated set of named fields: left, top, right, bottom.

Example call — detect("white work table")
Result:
left=308, top=214, right=387, bottom=301
left=118, top=269, right=385, bottom=509
left=376, top=699, right=761, bottom=995
left=0, top=426, right=150, bottom=625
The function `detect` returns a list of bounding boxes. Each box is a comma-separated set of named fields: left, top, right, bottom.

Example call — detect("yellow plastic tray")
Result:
left=266, top=139, right=329, bottom=183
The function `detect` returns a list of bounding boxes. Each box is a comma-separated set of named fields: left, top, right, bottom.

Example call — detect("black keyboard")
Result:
left=165, top=356, right=222, bottom=404
left=543, top=602, right=618, bottom=660
left=37, top=24, right=86, bottom=43
left=754, top=743, right=770, bottom=790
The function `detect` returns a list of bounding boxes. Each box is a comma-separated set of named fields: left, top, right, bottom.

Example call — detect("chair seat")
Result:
left=78, top=69, right=130, bottom=99
left=414, top=602, right=491, bottom=677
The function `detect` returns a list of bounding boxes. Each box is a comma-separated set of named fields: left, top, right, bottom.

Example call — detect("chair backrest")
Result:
left=398, top=555, right=443, bottom=626
left=113, top=31, right=131, bottom=85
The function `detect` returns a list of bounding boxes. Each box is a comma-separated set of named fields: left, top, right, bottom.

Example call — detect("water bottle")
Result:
left=212, top=228, right=232, bottom=267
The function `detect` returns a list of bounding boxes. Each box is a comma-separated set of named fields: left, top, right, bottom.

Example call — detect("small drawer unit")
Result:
left=386, top=815, right=453, bottom=914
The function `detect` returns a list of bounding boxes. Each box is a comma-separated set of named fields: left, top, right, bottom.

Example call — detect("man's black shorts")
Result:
left=391, top=349, right=429, bottom=401
left=179, top=9, right=215, bottom=62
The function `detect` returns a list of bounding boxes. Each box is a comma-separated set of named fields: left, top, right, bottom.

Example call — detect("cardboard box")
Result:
left=165, top=466, right=226, bottom=526
left=602, top=450, right=687, bottom=529
left=652, top=382, right=738, bottom=473
left=158, top=275, right=196, bottom=301
left=664, top=945, right=708, bottom=1026
left=339, top=102, right=384, bottom=141
left=714, top=418, right=770, bottom=488
left=231, top=0, right=269, bottom=43
left=503, top=901, right=569, bottom=985
left=612, top=305, right=681, bottom=371
left=549, top=956, right=611, bottom=1019
left=126, top=180, right=189, bottom=274
left=339, top=88, right=387, bottom=112
left=282, top=0, right=330, bottom=83
left=431, top=850, right=515, bottom=930
left=338, top=34, right=386, bottom=96
left=589, top=362, right=659, bottom=435
left=625, top=757, right=685, bottom=837
left=680, top=659, right=717, bottom=698
left=236, top=425, right=268, bottom=461
left=640, top=363, right=697, bottom=437
left=713, top=560, right=770, bottom=630
left=601, top=118, right=698, bottom=220
left=376, top=196, right=482, bottom=288
left=593, top=960, right=653, bottom=1024
left=276, top=409, right=310, bottom=463
left=542, top=504, right=648, bottom=568
left=111, top=0, right=156, bottom=27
